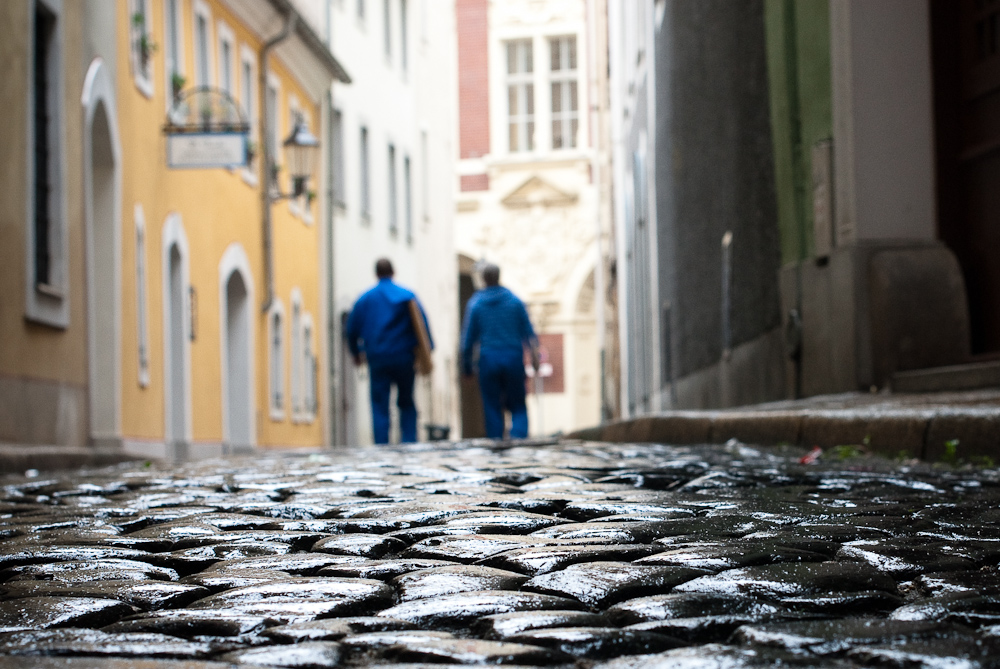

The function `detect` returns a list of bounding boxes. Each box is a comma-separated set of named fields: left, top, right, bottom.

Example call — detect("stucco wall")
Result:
left=0, top=1, right=89, bottom=447
left=116, top=0, right=326, bottom=450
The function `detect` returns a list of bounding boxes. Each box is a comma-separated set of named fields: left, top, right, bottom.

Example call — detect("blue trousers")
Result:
left=369, top=359, right=416, bottom=444
left=478, top=349, right=528, bottom=439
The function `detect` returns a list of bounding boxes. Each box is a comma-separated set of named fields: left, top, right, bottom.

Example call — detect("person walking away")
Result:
left=461, top=263, right=539, bottom=439
left=347, top=258, right=433, bottom=444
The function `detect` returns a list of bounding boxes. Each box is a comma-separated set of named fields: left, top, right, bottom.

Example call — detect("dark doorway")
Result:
left=933, top=0, right=1000, bottom=355
left=458, top=266, right=485, bottom=438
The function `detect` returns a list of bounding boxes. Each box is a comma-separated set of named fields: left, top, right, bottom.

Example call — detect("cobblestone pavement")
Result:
left=1, top=439, right=999, bottom=668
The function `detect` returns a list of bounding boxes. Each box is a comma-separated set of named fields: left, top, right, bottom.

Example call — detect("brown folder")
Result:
left=408, top=299, right=433, bottom=375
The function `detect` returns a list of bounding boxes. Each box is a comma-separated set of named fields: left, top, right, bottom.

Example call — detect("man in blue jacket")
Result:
left=461, top=263, right=539, bottom=439
left=347, top=258, right=433, bottom=444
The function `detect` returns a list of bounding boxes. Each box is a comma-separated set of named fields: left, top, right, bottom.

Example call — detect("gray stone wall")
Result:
left=655, top=0, right=781, bottom=383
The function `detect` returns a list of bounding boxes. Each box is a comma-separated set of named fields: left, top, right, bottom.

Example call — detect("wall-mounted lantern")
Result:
left=281, top=116, right=320, bottom=199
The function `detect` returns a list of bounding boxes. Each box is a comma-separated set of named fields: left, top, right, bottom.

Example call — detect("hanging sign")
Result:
left=167, top=132, right=247, bottom=169
left=164, top=86, right=250, bottom=170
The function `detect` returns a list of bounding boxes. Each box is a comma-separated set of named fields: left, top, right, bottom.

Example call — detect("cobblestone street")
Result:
left=1, top=439, right=999, bottom=668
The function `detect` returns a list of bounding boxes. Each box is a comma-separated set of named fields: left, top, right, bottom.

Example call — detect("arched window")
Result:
left=290, top=290, right=303, bottom=416
left=302, top=315, right=317, bottom=418
left=268, top=300, right=285, bottom=419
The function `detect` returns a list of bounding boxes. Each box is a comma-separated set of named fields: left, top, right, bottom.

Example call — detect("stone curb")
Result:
left=569, top=407, right=1000, bottom=461
left=0, top=445, right=141, bottom=476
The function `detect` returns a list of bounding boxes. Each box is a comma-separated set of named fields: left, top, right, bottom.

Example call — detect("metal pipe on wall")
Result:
left=258, top=10, right=297, bottom=313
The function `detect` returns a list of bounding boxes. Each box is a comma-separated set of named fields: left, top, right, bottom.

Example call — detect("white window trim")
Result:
left=400, top=0, right=408, bottom=76
left=383, top=0, right=392, bottom=61
left=162, top=212, right=193, bottom=445
left=387, top=142, right=397, bottom=235
left=162, top=0, right=185, bottom=112
left=332, top=107, right=346, bottom=208
left=420, top=128, right=429, bottom=224
left=134, top=204, right=150, bottom=388
left=218, top=242, right=256, bottom=448
left=290, top=288, right=303, bottom=419
left=505, top=38, right=535, bottom=154
left=360, top=123, right=371, bottom=222
left=268, top=298, right=286, bottom=420
left=216, top=20, right=235, bottom=97
left=548, top=35, right=580, bottom=150
left=129, top=0, right=155, bottom=98
left=192, top=0, right=214, bottom=88
left=300, top=311, right=317, bottom=422
left=403, top=153, right=412, bottom=244
left=26, top=0, right=69, bottom=328
left=239, top=44, right=258, bottom=186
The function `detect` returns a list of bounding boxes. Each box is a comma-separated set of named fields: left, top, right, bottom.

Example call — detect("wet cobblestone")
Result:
left=1, top=439, right=999, bottom=667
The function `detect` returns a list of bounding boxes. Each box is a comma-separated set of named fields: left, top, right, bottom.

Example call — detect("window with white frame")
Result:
left=383, top=0, right=391, bottom=59
left=420, top=130, right=428, bottom=222
left=290, top=293, right=303, bottom=415
left=506, top=39, right=534, bottom=152
left=135, top=204, right=150, bottom=387
left=549, top=35, right=578, bottom=149
left=403, top=154, right=412, bottom=243
left=269, top=301, right=285, bottom=418
left=239, top=45, right=257, bottom=178
left=27, top=0, right=68, bottom=328
left=129, top=0, right=154, bottom=96
left=302, top=316, right=317, bottom=417
left=163, top=0, right=184, bottom=103
left=193, top=2, right=212, bottom=88
left=217, top=22, right=235, bottom=99
left=360, top=126, right=371, bottom=219
left=388, top=143, right=397, bottom=234
left=332, top=108, right=345, bottom=206
left=401, top=0, right=408, bottom=74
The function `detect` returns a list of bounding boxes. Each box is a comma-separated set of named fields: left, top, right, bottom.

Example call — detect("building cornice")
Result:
left=218, top=0, right=350, bottom=103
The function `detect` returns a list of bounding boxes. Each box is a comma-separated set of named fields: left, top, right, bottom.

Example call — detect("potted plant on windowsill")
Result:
left=132, top=13, right=157, bottom=71
left=171, top=73, right=186, bottom=100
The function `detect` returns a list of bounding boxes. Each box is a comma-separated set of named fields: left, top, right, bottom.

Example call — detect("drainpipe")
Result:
left=325, top=88, right=338, bottom=447
left=259, top=11, right=298, bottom=313
left=324, top=9, right=338, bottom=448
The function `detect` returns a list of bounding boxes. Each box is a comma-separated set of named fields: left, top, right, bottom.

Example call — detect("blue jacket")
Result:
left=347, top=279, right=433, bottom=366
left=461, top=285, right=537, bottom=375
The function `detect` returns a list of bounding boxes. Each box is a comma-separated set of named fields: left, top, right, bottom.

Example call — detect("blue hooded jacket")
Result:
left=461, top=285, right=537, bottom=375
left=347, top=279, right=433, bottom=366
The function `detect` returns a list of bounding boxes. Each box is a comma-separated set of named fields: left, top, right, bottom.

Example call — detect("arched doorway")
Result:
left=457, top=254, right=485, bottom=438
left=82, top=60, right=121, bottom=447
left=168, top=247, right=185, bottom=440
left=162, top=213, right=191, bottom=456
left=219, top=244, right=255, bottom=450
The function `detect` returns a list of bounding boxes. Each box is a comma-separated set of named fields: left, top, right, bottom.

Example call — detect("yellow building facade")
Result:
left=0, top=1, right=91, bottom=462
left=117, top=0, right=347, bottom=458
left=0, top=0, right=347, bottom=469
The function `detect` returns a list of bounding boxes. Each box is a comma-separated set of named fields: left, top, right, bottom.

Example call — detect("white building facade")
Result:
left=298, top=0, right=460, bottom=445
left=454, top=0, right=611, bottom=437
